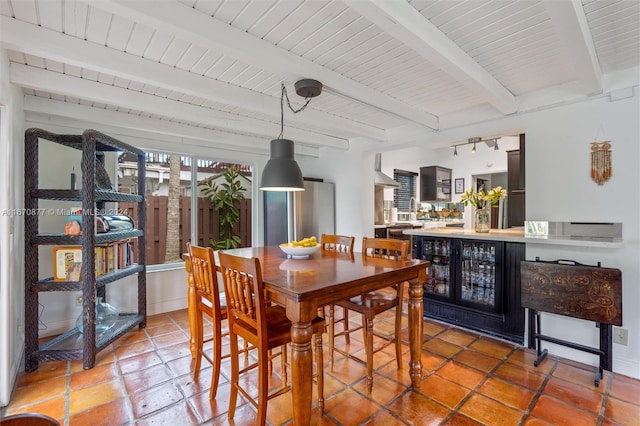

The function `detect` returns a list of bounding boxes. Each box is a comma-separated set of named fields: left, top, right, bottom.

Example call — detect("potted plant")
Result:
left=460, top=186, right=507, bottom=232
left=199, top=167, right=246, bottom=249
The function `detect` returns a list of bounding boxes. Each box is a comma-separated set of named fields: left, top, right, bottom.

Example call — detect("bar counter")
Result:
left=403, top=227, right=623, bottom=248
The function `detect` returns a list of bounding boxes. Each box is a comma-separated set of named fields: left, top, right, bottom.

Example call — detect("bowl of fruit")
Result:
left=279, top=237, right=320, bottom=259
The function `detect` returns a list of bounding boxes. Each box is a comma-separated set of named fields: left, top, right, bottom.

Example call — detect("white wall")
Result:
left=523, top=92, right=639, bottom=378
left=297, top=140, right=371, bottom=252
left=0, top=50, right=26, bottom=406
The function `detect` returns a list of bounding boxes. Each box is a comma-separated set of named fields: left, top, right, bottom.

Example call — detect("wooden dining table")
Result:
left=185, top=246, right=429, bottom=425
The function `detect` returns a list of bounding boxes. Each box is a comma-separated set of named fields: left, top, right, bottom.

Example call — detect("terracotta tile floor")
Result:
left=2, top=308, right=639, bottom=425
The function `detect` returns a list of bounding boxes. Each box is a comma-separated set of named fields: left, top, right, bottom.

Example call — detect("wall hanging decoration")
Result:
left=590, top=141, right=612, bottom=185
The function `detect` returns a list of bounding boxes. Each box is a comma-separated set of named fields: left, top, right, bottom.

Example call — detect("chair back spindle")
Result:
left=219, top=254, right=267, bottom=346
left=188, top=243, right=222, bottom=314
left=321, top=234, right=355, bottom=253
left=362, top=237, right=409, bottom=260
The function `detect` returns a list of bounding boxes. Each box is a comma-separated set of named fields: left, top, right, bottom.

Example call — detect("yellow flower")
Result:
left=460, top=186, right=507, bottom=209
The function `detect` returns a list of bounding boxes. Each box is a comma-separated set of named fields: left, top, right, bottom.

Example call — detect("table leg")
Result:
left=408, top=277, right=425, bottom=387
left=288, top=303, right=314, bottom=425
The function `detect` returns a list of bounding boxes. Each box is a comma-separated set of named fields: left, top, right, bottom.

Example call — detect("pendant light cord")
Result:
left=277, top=82, right=312, bottom=140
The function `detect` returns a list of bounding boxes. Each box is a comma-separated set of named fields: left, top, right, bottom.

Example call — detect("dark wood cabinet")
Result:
left=507, top=150, right=524, bottom=189
left=507, top=134, right=526, bottom=228
left=420, top=166, right=451, bottom=202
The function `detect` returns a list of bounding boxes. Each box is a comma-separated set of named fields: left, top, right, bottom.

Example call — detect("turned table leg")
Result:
left=287, top=301, right=315, bottom=425
left=408, top=270, right=426, bottom=387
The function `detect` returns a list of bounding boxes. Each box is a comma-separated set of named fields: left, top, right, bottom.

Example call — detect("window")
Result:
left=116, top=151, right=252, bottom=266
left=393, top=169, right=418, bottom=212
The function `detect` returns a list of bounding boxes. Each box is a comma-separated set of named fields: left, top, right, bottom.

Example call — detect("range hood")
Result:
left=374, top=153, right=401, bottom=188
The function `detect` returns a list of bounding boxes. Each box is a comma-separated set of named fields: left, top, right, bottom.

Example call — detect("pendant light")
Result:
left=260, top=79, right=322, bottom=191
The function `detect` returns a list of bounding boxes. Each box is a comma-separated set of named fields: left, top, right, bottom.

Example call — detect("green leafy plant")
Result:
left=460, top=186, right=507, bottom=210
left=199, top=167, right=246, bottom=250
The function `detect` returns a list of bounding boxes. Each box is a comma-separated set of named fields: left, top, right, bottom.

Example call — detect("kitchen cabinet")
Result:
left=24, top=128, right=147, bottom=371
left=420, top=166, right=451, bottom=202
left=416, top=235, right=525, bottom=343
left=374, top=227, right=386, bottom=239
left=507, top=134, right=526, bottom=227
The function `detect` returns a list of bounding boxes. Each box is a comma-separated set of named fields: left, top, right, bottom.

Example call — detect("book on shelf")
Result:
left=53, top=240, right=134, bottom=281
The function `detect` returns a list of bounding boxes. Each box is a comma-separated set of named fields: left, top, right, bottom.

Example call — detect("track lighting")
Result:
left=450, top=137, right=501, bottom=156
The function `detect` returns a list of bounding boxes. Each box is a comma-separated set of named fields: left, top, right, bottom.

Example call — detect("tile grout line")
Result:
left=111, top=342, right=137, bottom=426
left=520, top=356, right=559, bottom=424
left=164, top=313, right=212, bottom=425
left=597, top=371, right=614, bottom=426
left=63, top=360, right=71, bottom=426
left=437, top=333, right=516, bottom=424
left=136, top=316, right=193, bottom=423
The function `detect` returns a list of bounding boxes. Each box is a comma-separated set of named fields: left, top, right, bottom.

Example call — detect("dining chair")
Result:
left=218, top=252, right=326, bottom=425
left=329, top=237, right=409, bottom=392
left=320, top=234, right=356, bottom=360
left=187, top=243, right=249, bottom=399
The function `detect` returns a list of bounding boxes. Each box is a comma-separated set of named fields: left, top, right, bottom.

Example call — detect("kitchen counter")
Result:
left=375, top=220, right=464, bottom=229
left=403, top=227, right=623, bottom=248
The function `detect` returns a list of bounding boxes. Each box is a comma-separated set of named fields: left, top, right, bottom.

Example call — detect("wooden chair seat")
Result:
left=329, top=237, right=408, bottom=392
left=340, top=291, right=399, bottom=312
left=219, top=252, right=325, bottom=425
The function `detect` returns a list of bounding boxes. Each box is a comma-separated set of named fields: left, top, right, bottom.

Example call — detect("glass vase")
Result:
left=76, top=297, right=119, bottom=334
left=474, top=208, right=491, bottom=233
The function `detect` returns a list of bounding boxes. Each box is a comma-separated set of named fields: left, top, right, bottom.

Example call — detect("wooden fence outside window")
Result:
left=119, top=196, right=252, bottom=265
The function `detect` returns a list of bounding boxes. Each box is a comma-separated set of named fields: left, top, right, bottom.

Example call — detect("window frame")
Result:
left=393, top=169, right=418, bottom=212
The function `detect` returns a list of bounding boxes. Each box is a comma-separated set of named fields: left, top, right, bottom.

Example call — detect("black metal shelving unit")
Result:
left=24, top=128, right=147, bottom=371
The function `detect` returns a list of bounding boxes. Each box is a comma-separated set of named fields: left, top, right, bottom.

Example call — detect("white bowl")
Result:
left=279, top=243, right=321, bottom=259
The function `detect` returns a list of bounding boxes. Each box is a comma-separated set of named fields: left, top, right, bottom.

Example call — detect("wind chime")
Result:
left=590, top=141, right=612, bottom=185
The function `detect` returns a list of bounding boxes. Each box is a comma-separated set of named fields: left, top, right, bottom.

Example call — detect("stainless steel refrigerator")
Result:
left=264, top=179, right=335, bottom=245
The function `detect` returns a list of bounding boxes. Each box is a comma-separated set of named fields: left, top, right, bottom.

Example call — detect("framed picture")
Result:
left=455, top=178, right=465, bottom=194
left=53, top=246, right=82, bottom=281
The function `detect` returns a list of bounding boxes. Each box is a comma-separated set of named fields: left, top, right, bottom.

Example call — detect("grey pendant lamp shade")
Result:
left=259, top=139, right=304, bottom=191
left=260, top=79, right=322, bottom=191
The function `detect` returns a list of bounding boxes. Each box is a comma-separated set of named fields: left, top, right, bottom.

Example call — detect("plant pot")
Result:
left=475, top=209, right=491, bottom=233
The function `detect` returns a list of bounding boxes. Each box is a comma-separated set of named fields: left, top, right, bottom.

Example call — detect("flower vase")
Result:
left=474, top=208, right=491, bottom=233
left=76, top=297, right=119, bottom=334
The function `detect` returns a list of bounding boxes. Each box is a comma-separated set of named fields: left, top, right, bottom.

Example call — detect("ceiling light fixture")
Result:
left=260, top=79, right=322, bottom=191
left=450, top=137, right=501, bottom=157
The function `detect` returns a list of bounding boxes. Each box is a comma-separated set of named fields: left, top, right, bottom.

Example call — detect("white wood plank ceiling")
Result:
left=1, top=0, right=638, bottom=154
